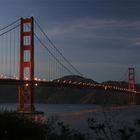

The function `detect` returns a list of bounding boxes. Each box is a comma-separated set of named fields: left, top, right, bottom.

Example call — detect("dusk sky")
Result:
left=0, top=0, right=140, bottom=82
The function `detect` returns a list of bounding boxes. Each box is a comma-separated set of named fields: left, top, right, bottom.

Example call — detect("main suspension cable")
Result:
left=34, top=33, right=74, bottom=75
left=34, top=19, right=82, bottom=76
left=0, top=19, right=20, bottom=32
left=0, top=25, right=20, bottom=38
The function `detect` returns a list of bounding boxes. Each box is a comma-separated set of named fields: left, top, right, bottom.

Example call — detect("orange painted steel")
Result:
left=18, top=17, right=34, bottom=112
left=128, top=67, right=136, bottom=104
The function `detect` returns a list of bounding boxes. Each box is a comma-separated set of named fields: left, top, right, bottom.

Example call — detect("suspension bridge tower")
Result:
left=128, top=67, right=136, bottom=104
left=18, top=17, right=35, bottom=112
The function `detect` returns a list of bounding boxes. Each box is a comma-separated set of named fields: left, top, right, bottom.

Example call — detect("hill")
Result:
left=35, top=75, right=97, bottom=104
left=54, top=75, right=98, bottom=84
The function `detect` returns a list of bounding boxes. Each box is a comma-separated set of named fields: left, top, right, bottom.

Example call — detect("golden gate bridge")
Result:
left=0, top=17, right=137, bottom=113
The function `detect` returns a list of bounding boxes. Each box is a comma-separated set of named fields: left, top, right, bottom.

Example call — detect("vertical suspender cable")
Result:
left=0, top=37, right=1, bottom=75
left=9, top=32, right=12, bottom=77
left=1, top=35, right=3, bottom=75
left=34, top=20, right=82, bottom=76
left=17, top=26, right=20, bottom=77
left=13, top=29, right=15, bottom=77
left=3, top=35, right=5, bottom=76
left=0, top=19, right=19, bottom=78
left=5, top=34, right=7, bottom=76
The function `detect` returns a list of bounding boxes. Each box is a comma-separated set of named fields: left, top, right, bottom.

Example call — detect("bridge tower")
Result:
left=128, top=67, right=136, bottom=104
left=18, top=17, right=34, bottom=112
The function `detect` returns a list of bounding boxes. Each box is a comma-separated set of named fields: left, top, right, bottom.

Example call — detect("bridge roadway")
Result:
left=0, top=78, right=137, bottom=94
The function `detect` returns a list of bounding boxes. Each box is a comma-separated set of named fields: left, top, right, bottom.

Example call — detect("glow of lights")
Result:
left=25, top=83, right=29, bottom=87
left=0, top=74, right=4, bottom=78
left=25, top=77, right=29, bottom=80
left=34, top=77, right=38, bottom=81
left=15, top=77, right=19, bottom=80
left=35, top=83, right=38, bottom=86
left=78, top=82, right=81, bottom=85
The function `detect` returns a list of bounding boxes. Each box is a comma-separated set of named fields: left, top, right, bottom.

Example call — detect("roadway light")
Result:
left=0, top=74, right=3, bottom=78
left=25, top=83, right=29, bottom=87
left=35, top=83, right=38, bottom=86
left=34, top=77, right=38, bottom=81
left=15, top=77, right=19, bottom=80
left=25, top=77, right=29, bottom=80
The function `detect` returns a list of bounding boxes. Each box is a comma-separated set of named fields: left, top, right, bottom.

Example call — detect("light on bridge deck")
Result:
left=73, top=81, right=77, bottom=84
left=25, top=77, right=29, bottom=80
left=78, top=82, right=82, bottom=85
left=34, top=77, right=38, bottom=81
left=38, top=78, right=41, bottom=81
left=35, top=83, right=38, bottom=86
left=4, top=76, right=7, bottom=79
left=12, top=75, right=19, bottom=80
left=0, top=74, right=4, bottom=78
left=16, top=77, right=19, bottom=80
left=34, top=77, right=42, bottom=81
left=104, top=86, right=107, bottom=90
left=25, top=83, right=29, bottom=87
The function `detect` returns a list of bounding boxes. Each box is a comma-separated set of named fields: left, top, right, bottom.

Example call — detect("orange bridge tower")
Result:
left=128, top=67, right=136, bottom=104
left=18, top=17, right=34, bottom=112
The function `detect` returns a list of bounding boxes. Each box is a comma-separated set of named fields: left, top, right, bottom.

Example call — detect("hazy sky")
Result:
left=0, top=0, right=140, bottom=82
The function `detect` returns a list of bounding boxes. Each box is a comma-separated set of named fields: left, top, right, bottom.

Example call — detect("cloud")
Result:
left=35, top=17, right=140, bottom=82
left=127, top=41, right=140, bottom=50
left=73, top=61, right=129, bottom=82
left=46, top=18, right=140, bottom=43
left=133, top=42, right=140, bottom=46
